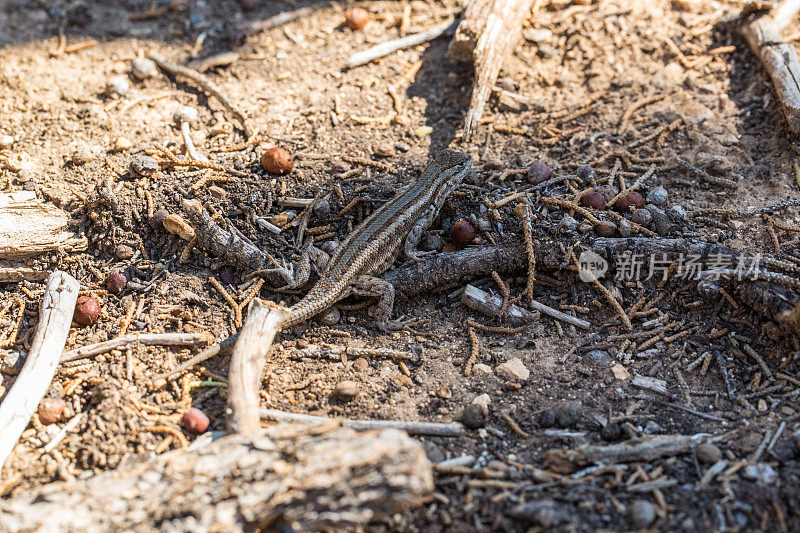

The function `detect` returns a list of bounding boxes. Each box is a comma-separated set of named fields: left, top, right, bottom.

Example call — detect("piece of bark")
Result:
left=450, top=0, right=536, bottom=138
left=543, top=434, right=706, bottom=474
left=227, top=299, right=288, bottom=434
left=0, top=266, right=48, bottom=283
left=0, top=424, right=433, bottom=532
left=261, top=409, right=466, bottom=437
left=0, top=192, right=87, bottom=260
left=0, top=271, right=79, bottom=472
left=740, top=1, right=800, bottom=132
left=347, top=19, right=457, bottom=68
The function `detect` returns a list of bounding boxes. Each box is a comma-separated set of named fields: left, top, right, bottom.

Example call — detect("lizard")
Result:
left=151, top=149, right=472, bottom=383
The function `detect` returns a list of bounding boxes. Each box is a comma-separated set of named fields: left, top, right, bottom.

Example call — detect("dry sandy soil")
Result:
left=1, top=0, right=800, bottom=530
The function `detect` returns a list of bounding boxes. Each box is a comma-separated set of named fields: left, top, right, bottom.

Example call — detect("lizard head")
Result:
left=430, top=150, right=471, bottom=206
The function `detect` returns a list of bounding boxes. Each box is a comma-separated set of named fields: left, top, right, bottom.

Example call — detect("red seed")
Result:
left=38, top=398, right=67, bottom=425
left=260, top=147, right=294, bottom=175
left=344, top=7, right=369, bottom=30
left=106, top=270, right=128, bottom=294
left=74, top=296, right=101, bottom=325
left=580, top=192, right=606, bottom=210
left=450, top=218, right=478, bottom=246
left=615, top=191, right=645, bottom=213
left=181, top=408, right=210, bottom=434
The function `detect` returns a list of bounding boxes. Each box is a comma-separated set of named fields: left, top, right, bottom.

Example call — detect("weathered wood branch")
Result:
left=450, top=0, right=536, bottom=138
left=227, top=299, right=288, bottom=434
left=0, top=192, right=86, bottom=260
left=740, top=0, right=800, bottom=132
left=543, top=434, right=707, bottom=474
left=0, top=271, right=79, bottom=473
left=261, top=409, right=466, bottom=437
left=61, top=332, right=213, bottom=363
left=0, top=424, right=434, bottom=532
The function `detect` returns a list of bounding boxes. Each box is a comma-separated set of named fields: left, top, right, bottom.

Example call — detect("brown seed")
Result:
left=181, top=408, right=210, bottom=434
left=334, top=380, right=359, bottom=400
left=344, top=7, right=369, bottom=30
left=74, top=296, right=101, bottom=326
left=261, top=147, right=294, bottom=175
left=580, top=192, right=606, bottom=210
left=696, top=443, right=722, bottom=464
left=106, top=270, right=128, bottom=294
left=38, top=397, right=67, bottom=425
left=615, top=191, right=645, bottom=213
left=451, top=218, right=477, bottom=246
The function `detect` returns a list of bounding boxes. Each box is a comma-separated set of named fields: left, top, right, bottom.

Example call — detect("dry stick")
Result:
left=453, top=0, right=535, bottom=138
left=148, top=53, right=253, bottom=138
left=740, top=2, right=800, bottom=132
left=227, top=299, right=288, bottom=434
left=0, top=271, right=79, bottom=471
left=61, top=332, right=213, bottom=363
left=347, top=18, right=456, bottom=68
left=237, top=5, right=315, bottom=37
left=260, top=409, right=465, bottom=437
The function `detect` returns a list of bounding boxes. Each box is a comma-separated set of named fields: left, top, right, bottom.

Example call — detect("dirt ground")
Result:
left=1, top=0, right=800, bottom=530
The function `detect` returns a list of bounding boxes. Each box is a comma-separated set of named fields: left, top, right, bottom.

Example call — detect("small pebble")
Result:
left=594, top=220, right=617, bottom=237
left=696, top=443, right=722, bottom=464
left=601, top=422, right=622, bottom=441
left=318, top=307, right=340, bottom=326
left=495, top=357, right=529, bottom=381
left=70, top=144, right=99, bottom=165
left=539, top=408, right=556, bottom=428
left=450, top=218, right=477, bottom=246
left=414, top=125, right=433, bottom=137
left=313, top=198, right=331, bottom=218
left=130, top=155, right=159, bottom=176
left=742, top=464, right=778, bottom=484
left=131, top=57, right=157, bottom=80
left=395, top=141, right=411, bottom=152
left=646, top=185, right=668, bottom=206
left=374, top=144, right=395, bottom=158
left=472, top=363, right=492, bottom=374
left=208, top=185, right=226, bottom=199
left=333, top=380, right=359, bottom=400
left=576, top=165, right=596, bottom=183
left=115, top=244, right=135, bottom=260
left=422, top=233, right=444, bottom=253
left=1, top=350, right=25, bottom=375
left=218, top=266, right=238, bottom=285
left=618, top=219, right=633, bottom=237
left=584, top=350, right=611, bottom=368
left=353, top=357, right=369, bottom=373
left=113, top=136, right=134, bottom=152
left=0, top=134, right=15, bottom=148
left=437, top=385, right=452, bottom=399
left=558, top=215, right=578, bottom=234
left=554, top=400, right=582, bottom=428
left=151, top=208, right=169, bottom=229
left=38, top=398, right=67, bottom=425
left=106, top=75, right=130, bottom=97
left=630, top=208, right=652, bottom=227
left=74, top=296, right=101, bottom=326
left=331, top=162, right=350, bottom=174
left=461, top=403, right=486, bottom=428
left=511, top=500, right=568, bottom=528
left=537, top=44, right=557, bottom=59
left=181, top=408, right=210, bottom=434
left=471, top=393, right=491, bottom=414
left=596, top=184, right=618, bottom=202
left=106, top=270, right=128, bottom=294
left=667, top=204, right=688, bottom=222
left=628, top=500, right=656, bottom=528
left=15, top=169, right=34, bottom=183
left=527, top=161, right=552, bottom=184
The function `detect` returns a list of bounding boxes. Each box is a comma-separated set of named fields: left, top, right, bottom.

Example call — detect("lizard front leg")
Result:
left=350, top=275, right=398, bottom=332
left=403, top=204, right=438, bottom=261
left=259, top=238, right=316, bottom=290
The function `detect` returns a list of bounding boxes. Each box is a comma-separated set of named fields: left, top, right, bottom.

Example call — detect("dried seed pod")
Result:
left=580, top=192, right=605, bottom=210
left=451, top=218, right=477, bottom=246
left=558, top=215, right=578, bottom=234
left=181, top=408, right=210, bottom=434
left=163, top=214, right=196, bottom=240
left=106, top=270, right=128, bottom=294
left=527, top=161, right=552, bottom=184
left=130, top=155, right=159, bottom=176
left=74, top=296, right=101, bottom=326
left=38, top=398, right=67, bottom=425
left=344, top=7, right=369, bottom=30
left=614, top=191, right=645, bottom=213
left=260, top=147, right=293, bottom=175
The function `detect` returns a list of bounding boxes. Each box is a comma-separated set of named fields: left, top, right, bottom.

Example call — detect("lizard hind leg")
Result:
left=350, top=276, right=426, bottom=333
